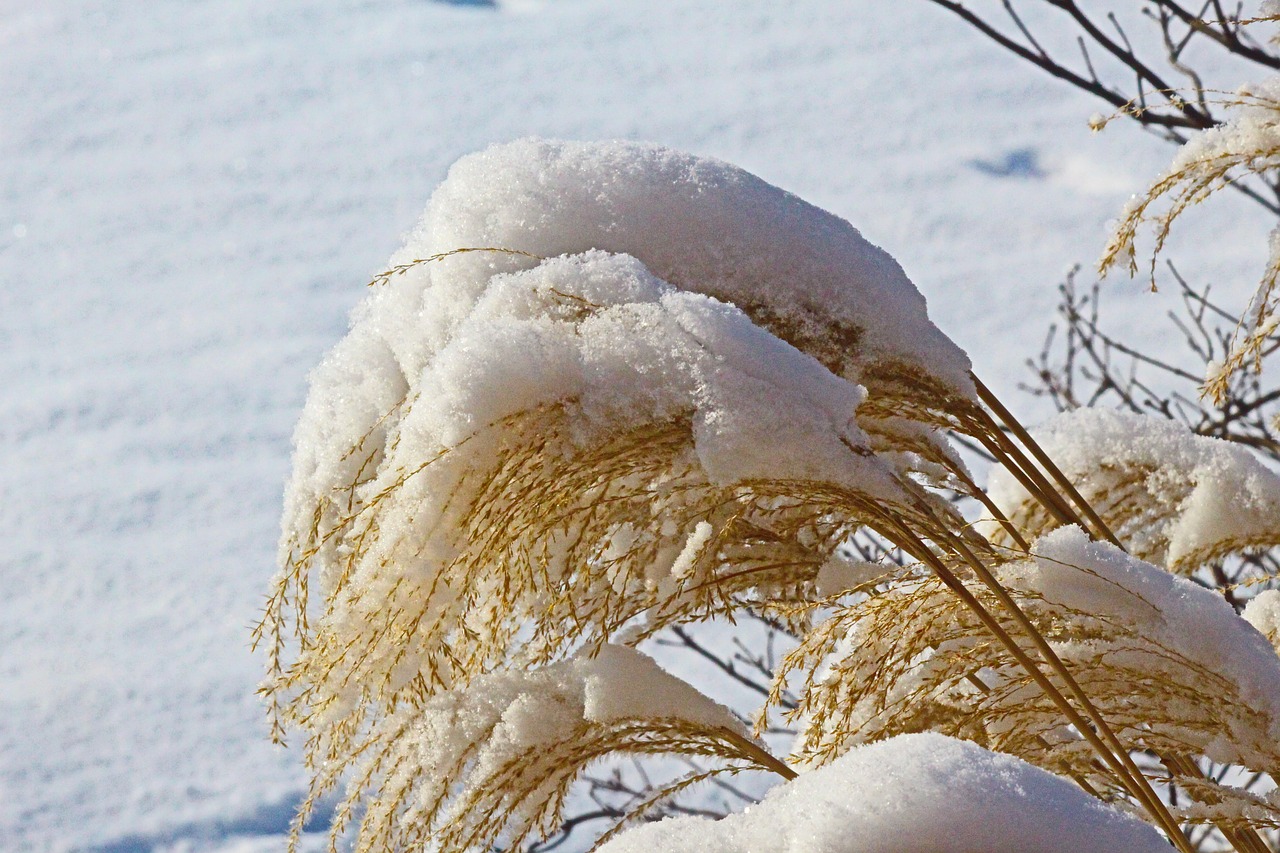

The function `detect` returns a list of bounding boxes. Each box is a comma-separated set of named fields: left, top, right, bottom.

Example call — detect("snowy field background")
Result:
left=1, top=1, right=1272, bottom=850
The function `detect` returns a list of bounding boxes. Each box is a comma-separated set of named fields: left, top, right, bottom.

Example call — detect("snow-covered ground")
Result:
left=1, top=1, right=1271, bottom=850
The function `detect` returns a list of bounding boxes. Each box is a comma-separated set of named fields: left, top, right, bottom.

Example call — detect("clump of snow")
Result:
left=814, top=553, right=887, bottom=595
left=986, top=408, right=1280, bottom=571
left=282, top=140, right=966, bottom=600
left=1244, top=589, right=1280, bottom=649
left=288, top=248, right=902, bottom=588
left=363, top=644, right=746, bottom=847
left=1167, top=80, right=1280, bottom=183
left=1016, top=526, right=1280, bottom=768
left=670, top=521, right=716, bottom=581
left=576, top=643, right=741, bottom=727
left=412, top=138, right=972, bottom=391
left=401, top=644, right=742, bottom=777
left=596, top=733, right=1168, bottom=853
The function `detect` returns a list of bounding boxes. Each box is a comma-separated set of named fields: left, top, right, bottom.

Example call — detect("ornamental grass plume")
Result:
left=780, top=527, right=1280, bottom=826
left=985, top=408, right=1280, bottom=573
left=1097, top=80, right=1280, bottom=407
left=257, top=139, right=1280, bottom=853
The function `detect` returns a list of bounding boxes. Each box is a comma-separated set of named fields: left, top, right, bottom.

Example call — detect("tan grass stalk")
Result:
left=947, top=463, right=1032, bottom=551
left=961, top=382, right=1252, bottom=850
left=828, top=489, right=1185, bottom=845
left=1165, top=753, right=1271, bottom=853
left=965, top=378, right=1278, bottom=852
left=961, top=408, right=1082, bottom=529
left=971, top=375, right=1124, bottom=548
left=365, top=246, right=544, bottom=288
left=950, top=551, right=1191, bottom=849
left=963, top=669, right=1103, bottom=798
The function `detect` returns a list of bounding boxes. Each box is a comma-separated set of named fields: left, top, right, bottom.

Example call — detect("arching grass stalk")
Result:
left=971, top=374, right=1123, bottom=548
left=962, top=376, right=1272, bottom=853
left=865, top=502, right=1195, bottom=853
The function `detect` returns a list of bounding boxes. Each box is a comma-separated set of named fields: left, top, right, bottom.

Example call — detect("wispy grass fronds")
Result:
left=1096, top=82, right=1280, bottom=404
left=366, top=246, right=543, bottom=288
left=774, top=529, right=1280, bottom=832
left=263, top=137, right=1280, bottom=852
left=288, top=645, right=786, bottom=853
left=984, top=408, right=1280, bottom=574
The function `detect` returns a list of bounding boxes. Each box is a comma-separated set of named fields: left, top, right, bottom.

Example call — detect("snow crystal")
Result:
left=596, top=733, right=1167, bottom=853
left=986, top=408, right=1280, bottom=571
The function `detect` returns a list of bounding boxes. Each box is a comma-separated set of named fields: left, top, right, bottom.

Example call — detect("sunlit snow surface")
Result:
left=0, top=0, right=1273, bottom=850
left=596, top=733, right=1167, bottom=853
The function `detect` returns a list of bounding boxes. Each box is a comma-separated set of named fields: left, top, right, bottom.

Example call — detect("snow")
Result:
left=4, top=0, right=1277, bottom=850
left=986, top=408, right=1280, bottom=571
left=414, top=138, right=973, bottom=392
left=1244, top=589, right=1280, bottom=649
left=1020, top=527, right=1280, bottom=769
left=595, top=733, right=1168, bottom=853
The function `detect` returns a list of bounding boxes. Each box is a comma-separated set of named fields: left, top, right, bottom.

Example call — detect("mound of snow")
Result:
left=390, top=137, right=971, bottom=390
left=596, top=733, right=1167, bottom=853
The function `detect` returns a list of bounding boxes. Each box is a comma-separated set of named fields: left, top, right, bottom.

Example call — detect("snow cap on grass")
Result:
left=1017, top=526, right=1280, bottom=768
left=282, top=139, right=950, bottom=593
left=1099, top=78, right=1280, bottom=404
left=412, top=250, right=896, bottom=491
left=986, top=408, right=1280, bottom=571
left=404, top=137, right=972, bottom=393
left=596, top=733, right=1168, bottom=853
left=786, top=526, right=1280, bottom=785
left=345, top=645, right=753, bottom=851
